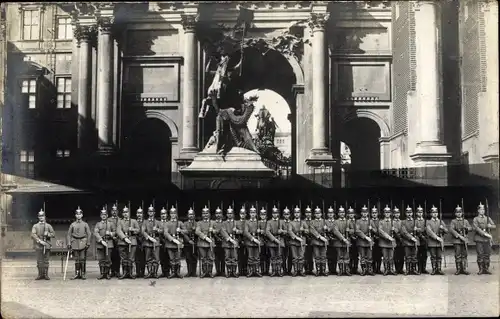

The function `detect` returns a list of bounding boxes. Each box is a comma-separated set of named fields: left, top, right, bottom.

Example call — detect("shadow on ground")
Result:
left=1, top=301, right=54, bottom=318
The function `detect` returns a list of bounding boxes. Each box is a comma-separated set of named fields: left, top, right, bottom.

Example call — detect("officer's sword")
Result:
left=63, top=245, right=71, bottom=281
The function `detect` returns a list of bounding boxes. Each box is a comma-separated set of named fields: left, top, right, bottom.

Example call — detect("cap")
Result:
left=478, top=202, right=485, bottom=210
left=250, top=205, right=257, bottom=212
left=137, top=207, right=143, bottom=214
left=416, top=205, right=423, bottom=212
left=347, top=207, right=355, bottom=214
left=202, top=205, right=209, bottom=213
left=272, top=205, right=279, bottom=213
left=170, top=206, right=177, bottom=214
left=338, top=206, right=345, bottom=213
left=187, top=207, right=194, bottom=214
left=406, top=205, right=412, bottom=212
left=455, top=205, right=462, bottom=212
left=327, top=206, right=334, bottom=213
left=383, top=205, right=391, bottom=213
left=305, top=206, right=312, bottom=213
left=294, top=206, right=301, bottom=213
left=122, top=206, right=129, bottom=213
left=393, top=206, right=400, bottom=213
left=148, top=205, right=154, bottom=212
left=76, top=206, right=83, bottom=214
left=240, top=206, right=246, bottom=213
left=160, top=207, right=167, bottom=214
left=314, top=206, right=321, bottom=213
left=430, top=205, right=438, bottom=213
left=38, top=209, right=45, bottom=217
left=283, top=207, right=291, bottom=214
left=361, top=205, right=368, bottom=212
left=226, top=206, right=234, bottom=214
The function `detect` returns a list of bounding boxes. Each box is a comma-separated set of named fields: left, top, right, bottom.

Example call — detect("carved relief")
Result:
left=74, top=25, right=97, bottom=43
left=181, top=14, right=198, bottom=32
left=307, top=13, right=330, bottom=31
left=97, top=16, right=114, bottom=33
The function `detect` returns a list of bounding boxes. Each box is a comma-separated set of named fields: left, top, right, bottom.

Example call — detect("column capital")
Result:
left=74, top=25, right=97, bottom=43
left=307, top=13, right=330, bottom=32
left=97, top=16, right=115, bottom=34
left=413, top=0, right=441, bottom=11
left=181, top=14, right=198, bottom=32
left=480, top=0, right=498, bottom=13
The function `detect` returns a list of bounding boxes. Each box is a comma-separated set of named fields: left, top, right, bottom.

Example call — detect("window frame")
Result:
left=19, top=77, right=38, bottom=109
left=19, top=149, right=35, bottom=177
left=20, top=8, right=41, bottom=41
left=55, top=76, right=72, bottom=109
left=56, top=16, right=73, bottom=40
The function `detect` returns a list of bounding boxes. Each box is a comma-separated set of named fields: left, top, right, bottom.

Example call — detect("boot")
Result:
left=256, top=264, right=263, bottom=277
left=344, top=262, right=351, bottom=276
left=291, top=263, right=297, bottom=277
left=35, top=267, right=43, bottom=280
left=43, top=267, right=50, bottom=280
left=130, top=265, right=136, bottom=279
left=176, top=264, right=183, bottom=278
left=431, top=262, right=437, bottom=275
left=376, top=261, right=382, bottom=274
left=299, top=263, right=306, bottom=277
left=208, top=263, right=215, bottom=278
left=269, top=263, right=276, bottom=277
left=246, top=264, right=253, bottom=277
left=483, top=261, right=492, bottom=275
left=277, top=263, right=284, bottom=277
left=145, top=265, right=151, bottom=279
left=168, top=266, right=176, bottom=279
left=119, top=265, right=128, bottom=279
left=329, top=262, right=337, bottom=275
left=260, top=263, right=266, bottom=276
left=454, top=262, right=461, bottom=275
left=72, top=263, right=81, bottom=280
left=98, top=266, right=106, bottom=280
left=314, top=263, right=320, bottom=277
left=383, top=262, right=389, bottom=276
left=321, top=264, right=328, bottom=276
left=436, top=261, right=444, bottom=275
left=461, top=260, right=469, bottom=275
left=412, top=262, right=420, bottom=275
left=389, top=262, right=397, bottom=275
left=367, top=263, right=375, bottom=276
left=360, top=264, right=366, bottom=276
left=338, top=263, right=344, bottom=276
left=404, top=262, right=410, bottom=276
left=153, top=265, right=160, bottom=279
left=420, top=260, right=429, bottom=274
left=477, top=262, right=484, bottom=275
left=81, top=262, right=86, bottom=280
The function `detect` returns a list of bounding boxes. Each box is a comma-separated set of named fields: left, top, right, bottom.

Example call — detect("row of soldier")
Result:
left=31, top=201, right=496, bottom=280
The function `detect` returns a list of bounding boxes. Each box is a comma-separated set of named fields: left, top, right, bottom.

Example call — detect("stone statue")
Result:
left=255, top=105, right=279, bottom=145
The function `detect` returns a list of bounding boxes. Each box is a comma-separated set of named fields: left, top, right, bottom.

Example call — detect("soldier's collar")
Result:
left=123, top=218, right=130, bottom=221
left=432, top=218, right=438, bottom=220
left=339, top=217, right=345, bottom=220
left=250, top=218, right=257, bottom=222
left=171, top=218, right=177, bottom=222
left=203, top=219, right=209, bottom=221
left=148, top=218, right=154, bottom=221
left=362, top=218, right=368, bottom=220
left=456, top=217, right=463, bottom=220
left=315, top=218, right=322, bottom=221
left=273, top=218, right=278, bottom=221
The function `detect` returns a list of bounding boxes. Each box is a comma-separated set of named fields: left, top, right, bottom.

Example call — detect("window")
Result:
left=56, top=78, right=72, bottom=109
left=21, top=79, right=37, bottom=109
left=56, top=149, right=71, bottom=158
left=20, top=150, right=35, bottom=177
left=57, top=17, right=73, bottom=40
left=22, top=10, right=40, bottom=40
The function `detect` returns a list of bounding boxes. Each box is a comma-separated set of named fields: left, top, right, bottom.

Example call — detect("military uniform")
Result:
left=425, top=206, right=448, bottom=275
left=303, top=207, right=314, bottom=275
left=449, top=205, right=471, bottom=275
left=258, top=209, right=269, bottom=275
left=141, top=205, right=162, bottom=278
left=183, top=208, right=198, bottom=277
left=355, top=206, right=376, bottom=276
left=280, top=208, right=293, bottom=275
left=415, top=207, right=428, bottom=274
left=347, top=208, right=359, bottom=274
left=370, top=207, right=382, bottom=274
left=135, top=208, right=146, bottom=278
left=401, top=206, right=420, bottom=275
left=392, top=208, right=405, bottom=274
left=309, top=207, right=329, bottom=276
left=164, top=206, right=185, bottom=278
left=243, top=206, right=263, bottom=277
left=93, top=207, right=116, bottom=280
left=116, top=207, right=141, bottom=279
left=158, top=209, right=170, bottom=277
left=31, top=209, right=55, bottom=280
left=108, top=205, right=121, bottom=277
left=378, top=206, right=397, bottom=275
left=265, top=206, right=286, bottom=277
left=212, top=208, right=225, bottom=277
left=236, top=208, right=248, bottom=276
left=325, top=207, right=338, bottom=275
left=195, top=206, right=215, bottom=278
left=332, top=206, right=351, bottom=276
left=66, top=207, right=92, bottom=280
left=220, top=207, right=239, bottom=277
left=472, top=202, right=496, bottom=275
left=287, top=206, right=307, bottom=276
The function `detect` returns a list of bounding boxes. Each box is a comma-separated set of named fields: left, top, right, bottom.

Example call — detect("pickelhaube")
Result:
left=215, top=207, right=222, bottom=214
left=250, top=205, right=256, bottom=212
left=283, top=207, right=291, bottom=214
left=416, top=205, right=424, bottom=212
left=38, top=209, right=45, bottom=217
left=371, top=206, right=378, bottom=213
left=272, top=205, right=279, bottom=213
left=148, top=205, right=154, bottom=212
left=393, top=206, right=400, bottom=213
left=240, top=206, right=246, bottom=213
left=226, top=206, right=234, bottom=214
left=293, top=206, right=300, bottom=213
left=361, top=205, right=368, bottom=212
left=430, top=205, right=438, bottom=213
left=202, top=205, right=209, bottom=213
left=327, top=206, right=334, bottom=213
left=76, top=206, right=83, bottom=214
left=122, top=206, right=129, bottom=213
left=347, top=206, right=355, bottom=214
left=305, top=205, right=312, bottom=213
left=187, top=207, right=194, bottom=214
left=170, top=206, right=177, bottom=214
left=260, top=207, right=267, bottom=214
left=314, top=206, right=321, bottom=213
left=478, top=202, right=485, bottom=210
left=112, top=204, right=118, bottom=211
left=406, top=205, right=412, bottom=212
left=160, top=207, right=167, bottom=214
left=455, top=205, right=462, bottom=212
left=100, top=206, right=107, bottom=214
left=137, top=207, right=143, bottom=214
left=383, top=205, right=391, bottom=213
left=338, top=205, right=345, bottom=213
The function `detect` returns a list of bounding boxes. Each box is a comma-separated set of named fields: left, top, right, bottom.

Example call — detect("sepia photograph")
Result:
left=0, top=1, right=498, bottom=318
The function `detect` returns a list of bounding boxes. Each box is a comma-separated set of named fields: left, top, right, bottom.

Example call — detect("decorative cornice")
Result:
left=74, top=25, right=97, bottom=43
left=97, top=16, right=115, bottom=33
left=181, top=14, right=198, bottom=32
left=307, top=13, right=330, bottom=31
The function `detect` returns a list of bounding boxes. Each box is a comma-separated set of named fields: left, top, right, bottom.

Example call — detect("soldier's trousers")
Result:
left=372, top=243, right=382, bottom=270
left=290, top=245, right=305, bottom=269
left=73, top=248, right=87, bottom=264
left=35, top=248, right=50, bottom=268
left=453, top=243, right=467, bottom=263
left=238, top=245, right=248, bottom=274
left=260, top=246, right=269, bottom=273
left=246, top=246, right=260, bottom=267
left=135, top=245, right=146, bottom=275
left=224, top=247, right=238, bottom=267
left=358, top=246, right=373, bottom=265
left=95, top=247, right=112, bottom=267
left=160, top=245, right=170, bottom=274
left=349, top=243, right=359, bottom=270
left=268, top=246, right=282, bottom=269
left=381, top=247, right=394, bottom=264
left=312, top=245, right=327, bottom=266
left=118, top=245, right=137, bottom=268
left=428, top=246, right=442, bottom=263
left=336, top=247, right=350, bottom=265
left=167, top=247, right=182, bottom=266
left=475, top=241, right=491, bottom=263
left=282, top=245, right=291, bottom=274
left=215, top=245, right=225, bottom=274
left=394, top=244, right=405, bottom=272
left=417, top=244, right=428, bottom=269
left=305, top=244, right=313, bottom=273
left=327, top=244, right=337, bottom=273
left=145, top=246, right=160, bottom=267
left=198, top=246, right=214, bottom=268
left=184, top=244, right=197, bottom=274
left=404, top=246, right=418, bottom=263
left=111, top=241, right=120, bottom=273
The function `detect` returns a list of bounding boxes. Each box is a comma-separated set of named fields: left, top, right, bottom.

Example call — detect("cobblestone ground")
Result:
left=1, top=257, right=498, bottom=318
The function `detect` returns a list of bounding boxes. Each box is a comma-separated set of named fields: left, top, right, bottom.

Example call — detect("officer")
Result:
left=325, top=206, right=338, bottom=275
left=258, top=207, right=269, bottom=275
left=141, top=205, right=162, bottom=279
left=449, top=205, right=472, bottom=275
left=281, top=207, right=292, bottom=275
left=332, top=206, right=351, bottom=276
left=473, top=202, right=496, bottom=275
left=309, top=207, right=328, bottom=276
left=31, top=209, right=55, bottom=280
left=378, top=205, right=396, bottom=276
left=288, top=206, right=306, bottom=276
left=94, top=207, right=115, bottom=280
left=183, top=207, right=198, bottom=277
left=164, top=206, right=185, bottom=278
left=425, top=205, right=447, bottom=275
left=392, top=207, right=404, bottom=274
left=108, top=204, right=121, bottom=277
left=135, top=207, right=146, bottom=278
left=236, top=206, right=248, bottom=276
left=303, top=206, right=314, bottom=275
left=401, top=206, right=419, bottom=275
left=370, top=206, right=382, bottom=274
left=116, top=206, right=140, bottom=279
left=66, top=207, right=91, bottom=280
left=220, top=206, right=239, bottom=277
left=265, top=205, right=285, bottom=277
left=415, top=206, right=428, bottom=274
left=158, top=207, right=170, bottom=277
left=243, top=205, right=262, bottom=277
left=355, top=205, right=375, bottom=276
left=195, top=206, right=215, bottom=278
left=213, top=207, right=225, bottom=277
left=347, top=207, right=359, bottom=274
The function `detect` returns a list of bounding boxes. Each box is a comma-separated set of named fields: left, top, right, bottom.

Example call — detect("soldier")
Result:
left=401, top=206, right=420, bottom=275
left=66, top=207, right=91, bottom=280
left=303, top=206, right=314, bottom=275
left=195, top=206, right=215, bottom=278
left=243, top=205, right=263, bottom=277
left=108, top=204, right=121, bottom=278
left=183, top=207, right=198, bottom=277
left=425, top=205, right=447, bottom=275
left=31, top=209, right=55, bottom=280
left=142, top=205, right=162, bottom=279
left=355, top=205, right=375, bottom=276
left=281, top=207, right=293, bottom=275
left=220, top=206, right=239, bottom=277
left=94, top=207, right=115, bottom=280
left=236, top=206, right=248, bottom=276
left=370, top=206, right=382, bottom=274
left=258, top=207, right=269, bottom=275
left=332, top=206, right=351, bottom=276
left=116, top=206, right=140, bottom=279
left=392, top=207, right=405, bottom=274
left=473, top=202, right=496, bottom=275
left=158, top=207, right=170, bottom=277
left=378, top=206, right=397, bottom=276
left=164, top=206, right=185, bottom=278
left=325, top=206, right=338, bottom=275
left=265, top=205, right=285, bottom=277
left=135, top=207, right=146, bottom=278
left=287, top=206, right=307, bottom=276
left=415, top=206, right=428, bottom=274
left=449, top=205, right=472, bottom=275
left=213, top=207, right=225, bottom=277
left=347, top=207, right=359, bottom=274
left=309, top=207, right=329, bottom=276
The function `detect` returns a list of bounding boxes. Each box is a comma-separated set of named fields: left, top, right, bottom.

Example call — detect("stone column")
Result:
left=96, top=17, right=114, bottom=155
left=410, top=1, right=450, bottom=166
left=75, top=25, right=95, bottom=151
left=180, top=15, right=199, bottom=158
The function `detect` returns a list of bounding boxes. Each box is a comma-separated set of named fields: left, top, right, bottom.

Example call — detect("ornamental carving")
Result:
left=307, top=13, right=330, bottom=31
left=181, top=14, right=198, bottom=32
left=74, top=25, right=97, bottom=43
left=97, top=16, right=115, bottom=33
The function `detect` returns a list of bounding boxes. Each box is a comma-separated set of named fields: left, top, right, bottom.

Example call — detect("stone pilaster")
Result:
left=96, top=17, right=115, bottom=155
left=410, top=1, right=451, bottom=167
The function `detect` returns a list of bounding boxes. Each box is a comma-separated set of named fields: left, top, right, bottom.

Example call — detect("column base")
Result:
left=97, top=145, right=115, bottom=156
left=410, top=142, right=451, bottom=166
left=307, top=148, right=334, bottom=162
left=482, top=142, right=499, bottom=164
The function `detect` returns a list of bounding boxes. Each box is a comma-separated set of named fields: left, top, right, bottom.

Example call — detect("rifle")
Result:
left=277, top=201, right=282, bottom=257
left=439, top=198, right=446, bottom=268
left=208, top=200, right=214, bottom=255
left=299, top=200, right=305, bottom=256
left=390, top=199, right=396, bottom=252
left=412, top=199, right=418, bottom=251
left=128, top=200, right=132, bottom=253
left=485, top=198, right=494, bottom=248
left=322, top=199, right=327, bottom=249
left=368, top=199, right=373, bottom=251
left=461, top=198, right=468, bottom=271
left=105, top=204, right=109, bottom=257
left=43, top=201, right=47, bottom=255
